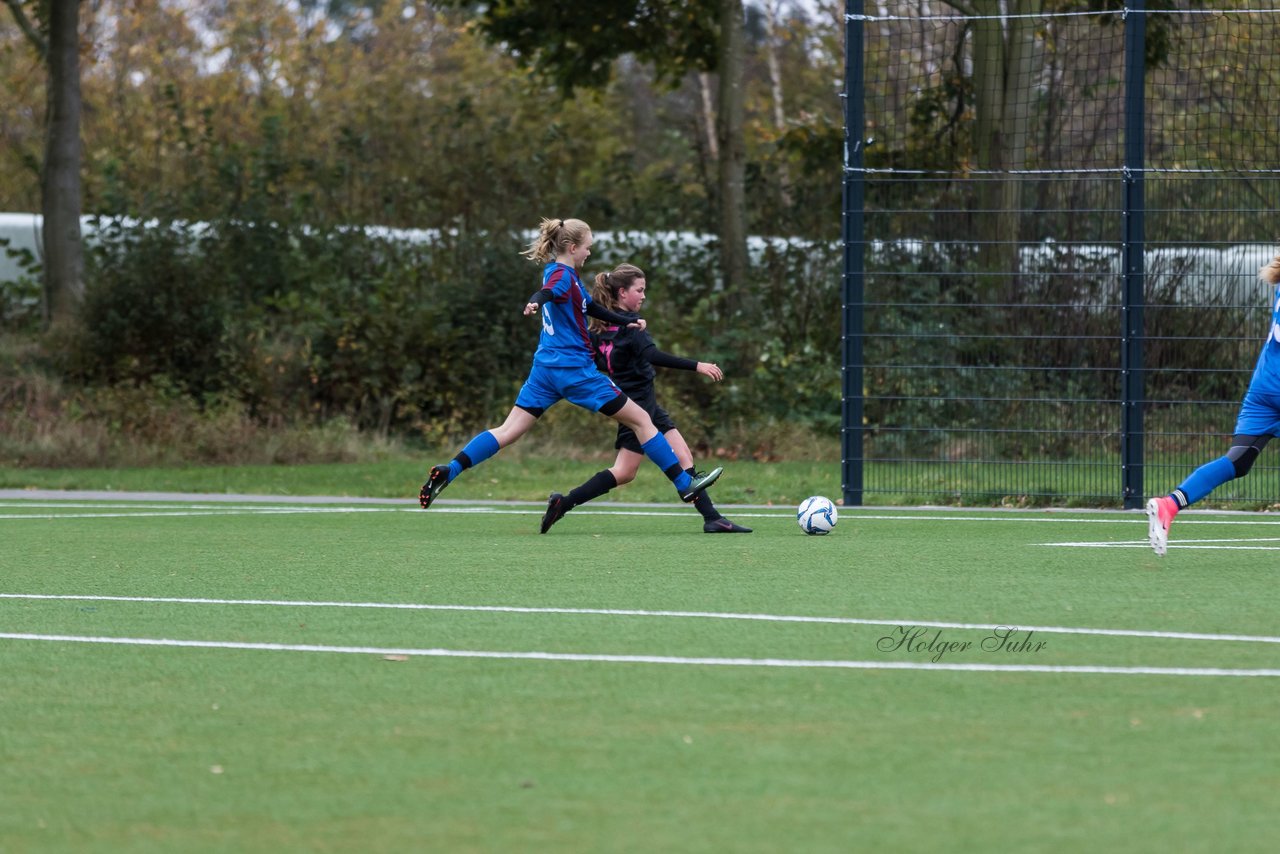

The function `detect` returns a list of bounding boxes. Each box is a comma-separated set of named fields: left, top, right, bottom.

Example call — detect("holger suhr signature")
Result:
left=877, top=625, right=1047, bottom=663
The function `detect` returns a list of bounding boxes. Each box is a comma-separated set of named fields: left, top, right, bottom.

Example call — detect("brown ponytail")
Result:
left=588, top=263, right=646, bottom=332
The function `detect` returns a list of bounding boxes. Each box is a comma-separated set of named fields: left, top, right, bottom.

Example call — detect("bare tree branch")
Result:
left=3, top=0, right=48, bottom=59
left=941, top=0, right=979, bottom=18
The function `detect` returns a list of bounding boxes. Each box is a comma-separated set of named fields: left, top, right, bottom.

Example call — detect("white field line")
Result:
left=2, top=495, right=1279, bottom=528
left=1040, top=538, right=1280, bottom=551
left=0, top=507, right=787, bottom=521
left=1, top=631, right=1277, bottom=678
left=5, top=500, right=1280, bottom=525
left=0, top=502, right=767, bottom=520
left=0, top=502, right=404, bottom=510
left=0, top=507, right=402, bottom=520
left=4, top=593, right=1280, bottom=646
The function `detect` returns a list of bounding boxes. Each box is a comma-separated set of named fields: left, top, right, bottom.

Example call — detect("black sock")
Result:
left=686, top=467, right=722, bottom=522
left=567, top=470, right=618, bottom=509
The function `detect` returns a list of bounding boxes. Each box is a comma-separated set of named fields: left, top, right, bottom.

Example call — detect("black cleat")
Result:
left=679, top=466, right=723, bottom=503
left=540, top=493, right=569, bottom=534
left=703, top=517, right=752, bottom=534
left=418, top=465, right=451, bottom=509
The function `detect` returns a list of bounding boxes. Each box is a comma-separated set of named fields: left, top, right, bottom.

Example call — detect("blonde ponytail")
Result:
left=1260, top=254, right=1280, bottom=286
left=522, top=217, right=591, bottom=263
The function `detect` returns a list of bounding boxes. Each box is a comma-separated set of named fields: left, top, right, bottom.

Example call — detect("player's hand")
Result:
left=627, top=318, right=647, bottom=331
left=523, top=302, right=540, bottom=316
left=697, top=362, right=723, bottom=382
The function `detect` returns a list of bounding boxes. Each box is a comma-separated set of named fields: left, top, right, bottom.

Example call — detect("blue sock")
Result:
left=448, top=431, right=500, bottom=482
left=640, top=434, right=692, bottom=491
left=1175, top=456, right=1235, bottom=506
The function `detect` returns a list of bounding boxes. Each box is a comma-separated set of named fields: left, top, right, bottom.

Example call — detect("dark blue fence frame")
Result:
left=843, top=2, right=1172, bottom=508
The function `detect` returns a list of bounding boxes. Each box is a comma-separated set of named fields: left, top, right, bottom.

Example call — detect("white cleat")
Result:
left=1145, top=496, right=1176, bottom=557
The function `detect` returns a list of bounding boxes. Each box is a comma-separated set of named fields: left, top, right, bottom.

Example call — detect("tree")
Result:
left=939, top=0, right=1180, bottom=291
left=762, top=0, right=792, bottom=209
left=4, top=0, right=84, bottom=329
left=715, top=0, right=747, bottom=292
left=459, top=0, right=750, bottom=291
left=937, top=0, right=1044, bottom=293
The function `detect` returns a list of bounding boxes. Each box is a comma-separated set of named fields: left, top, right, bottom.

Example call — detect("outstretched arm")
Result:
left=642, top=343, right=723, bottom=381
left=586, top=302, right=645, bottom=330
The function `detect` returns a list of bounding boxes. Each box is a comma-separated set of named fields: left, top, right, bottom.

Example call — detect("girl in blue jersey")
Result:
left=419, top=218, right=722, bottom=512
left=1146, top=253, right=1280, bottom=555
left=540, top=263, right=751, bottom=534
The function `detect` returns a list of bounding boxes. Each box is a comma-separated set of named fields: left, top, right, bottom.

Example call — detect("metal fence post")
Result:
left=842, top=0, right=865, bottom=507
left=1121, top=0, right=1147, bottom=509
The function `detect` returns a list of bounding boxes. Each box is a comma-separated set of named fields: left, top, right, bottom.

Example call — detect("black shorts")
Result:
left=615, top=387, right=677, bottom=453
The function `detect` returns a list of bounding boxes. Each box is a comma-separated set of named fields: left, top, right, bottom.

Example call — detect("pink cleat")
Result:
left=1145, top=496, right=1178, bottom=556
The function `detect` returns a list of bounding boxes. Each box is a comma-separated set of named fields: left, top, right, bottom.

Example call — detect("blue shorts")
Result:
left=515, top=363, right=624, bottom=414
left=1233, top=390, right=1280, bottom=436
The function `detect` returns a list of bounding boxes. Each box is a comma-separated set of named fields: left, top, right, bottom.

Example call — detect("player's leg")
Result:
left=1146, top=443, right=1250, bottom=557
left=607, top=449, right=645, bottom=486
left=1146, top=392, right=1280, bottom=554
left=562, top=370, right=723, bottom=503
left=422, top=369, right=554, bottom=509
left=663, top=426, right=751, bottom=533
left=609, top=399, right=722, bottom=502
left=542, top=372, right=636, bottom=533
left=1169, top=434, right=1271, bottom=505
left=542, top=448, right=641, bottom=534
left=1147, top=427, right=1275, bottom=555
left=421, top=406, right=541, bottom=509
left=663, top=424, right=695, bottom=469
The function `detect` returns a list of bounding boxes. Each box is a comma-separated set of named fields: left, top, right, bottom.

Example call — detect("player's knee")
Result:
left=611, top=460, right=640, bottom=484
left=1227, top=446, right=1260, bottom=478
left=491, top=426, right=518, bottom=447
left=621, top=405, right=655, bottom=433
left=1232, top=454, right=1257, bottom=479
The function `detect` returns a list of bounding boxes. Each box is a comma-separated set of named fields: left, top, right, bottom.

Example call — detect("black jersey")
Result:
left=591, top=312, right=697, bottom=396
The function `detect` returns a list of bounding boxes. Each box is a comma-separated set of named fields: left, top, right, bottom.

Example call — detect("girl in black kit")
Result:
left=541, top=263, right=752, bottom=534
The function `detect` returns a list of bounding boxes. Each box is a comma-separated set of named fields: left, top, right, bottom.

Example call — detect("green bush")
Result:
left=0, top=237, right=45, bottom=333
left=71, top=218, right=234, bottom=395
left=48, top=215, right=1266, bottom=472
left=67, top=220, right=845, bottom=455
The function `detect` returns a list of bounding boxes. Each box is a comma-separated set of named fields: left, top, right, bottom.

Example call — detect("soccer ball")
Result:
left=797, top=496, right=837, bottom=535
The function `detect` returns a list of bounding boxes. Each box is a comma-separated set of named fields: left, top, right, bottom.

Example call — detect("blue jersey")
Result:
left=1247, top=283, right=1280, bottom=395
left=532, top=262, right=594, bottom=368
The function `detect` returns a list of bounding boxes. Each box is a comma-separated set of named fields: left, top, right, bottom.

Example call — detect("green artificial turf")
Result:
left=2, top=494, right=1278, bottom=851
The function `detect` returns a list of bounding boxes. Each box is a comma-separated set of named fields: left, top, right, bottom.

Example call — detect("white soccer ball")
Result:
left=797, top=496, right=837, bottom=535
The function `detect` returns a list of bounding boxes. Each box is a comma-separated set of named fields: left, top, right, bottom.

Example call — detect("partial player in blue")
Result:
left=1146, top=253, right=1280, bottom=555
left=419, top=218, right=723, bottom=514
left=541, top=263, right=750, bottom=534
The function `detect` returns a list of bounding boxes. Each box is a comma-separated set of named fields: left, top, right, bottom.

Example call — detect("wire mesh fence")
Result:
left=845, top=2, right=1280, bottom=507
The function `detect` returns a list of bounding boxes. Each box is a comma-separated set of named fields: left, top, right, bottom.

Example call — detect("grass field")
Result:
left=5, top=454, right=1276, bottom=509
left=0, top=457, right=838, bottom=508
left=3, top=484, right=1279, bottom=852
